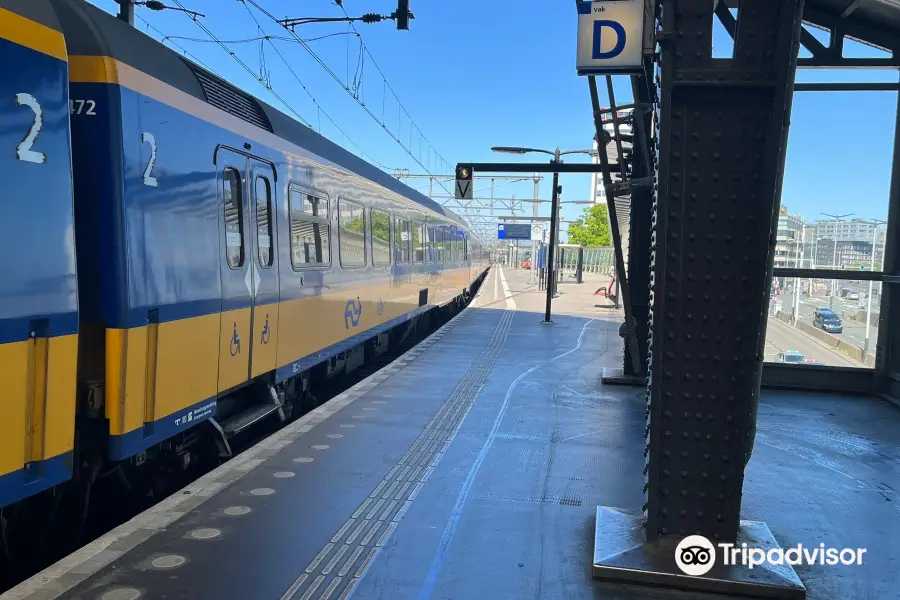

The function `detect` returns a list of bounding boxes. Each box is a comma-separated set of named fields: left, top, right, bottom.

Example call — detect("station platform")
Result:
left=5, top=267, right=899, bottom=600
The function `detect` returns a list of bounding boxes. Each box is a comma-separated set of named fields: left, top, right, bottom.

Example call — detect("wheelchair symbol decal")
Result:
left=260, top=314, right=270, bottom=344
left=344, top=297, right=362, bottom=329
left=229, top=322, right=241, bottom=356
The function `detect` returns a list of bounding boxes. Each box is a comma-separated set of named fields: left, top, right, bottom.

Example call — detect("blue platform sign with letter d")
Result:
left=576, top=0, right=645, bottom=74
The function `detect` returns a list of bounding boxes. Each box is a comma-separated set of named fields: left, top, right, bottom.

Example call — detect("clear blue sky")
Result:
left=88, top=0, right=898, bottom=235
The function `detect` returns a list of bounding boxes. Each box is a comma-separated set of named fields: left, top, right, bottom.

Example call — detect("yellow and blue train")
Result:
left=0, top=0, right=489, bottom=509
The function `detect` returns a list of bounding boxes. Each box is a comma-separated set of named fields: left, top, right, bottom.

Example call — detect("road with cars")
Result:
left=763, top=317, right=858, bottom=367
left=771, top=289, right=879, bottom=351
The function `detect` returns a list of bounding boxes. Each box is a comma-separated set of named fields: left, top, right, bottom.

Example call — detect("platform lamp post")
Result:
left=491, top=146, right=594, bottom=323
left=531, top=173, right=540, bottom=284
left=860, top=218, right=886, bottom=359
left=822, top=212, right=853, bottom=308
left=791, top=223, right=815, bottom=326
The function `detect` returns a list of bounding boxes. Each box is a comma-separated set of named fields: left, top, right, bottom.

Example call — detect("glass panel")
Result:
left=412, top=221, right=424, bottom=263
left=434, top=226, right=443, bottom=264
left=289, top=187, right=330, bottom=267
left=299, top=193, right=327, bottom=217
left=765, top=277, right=881, bottom=368
left=425, top=225, right=436, bottom=262
left=372, top=209, right=391, bottom=266
left=223, top=168, right=243, bottom=269
left=393, top=217, right=410, bottom=263
left=255, top=176, right=273, bottom=267
left=450, top=227, right=458, bottom=262
left=339, top=200, right=366, bottom=266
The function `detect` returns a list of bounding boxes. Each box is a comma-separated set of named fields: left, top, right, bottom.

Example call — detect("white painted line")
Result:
left=279, top=575, right=308, bottom=600
left=498, top=266, right=516, bottom=310
left=305, top=544, right=335, bottom=574
left=331, top=519, right=356, bottom=543
left=298, top=575, right=325, bottom=600
left=493, top=266, right=500, bottom=301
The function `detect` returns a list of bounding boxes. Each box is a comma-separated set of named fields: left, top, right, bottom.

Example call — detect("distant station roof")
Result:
left=720, top=0, right=900, bottom=64
left=809, top=0, right=900, bottom=38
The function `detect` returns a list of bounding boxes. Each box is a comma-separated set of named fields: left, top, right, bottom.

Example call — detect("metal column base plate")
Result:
left=600, top=368, right=644, bottom=386
left=592, top=507, right=806, bottom=599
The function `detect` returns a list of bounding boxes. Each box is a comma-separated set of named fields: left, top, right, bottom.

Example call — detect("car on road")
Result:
left=846, top=292, right=860, bottom=301
left=776, top=350, right=807, bottom=364
left=521, top=261, right=531, bottom=269
left=775, top=351, right=822, bottom=365
left=813, top=308, right=843, bottom=334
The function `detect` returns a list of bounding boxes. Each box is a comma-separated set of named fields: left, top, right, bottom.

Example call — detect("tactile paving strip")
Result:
left=279, top=309, right=515, bottom=600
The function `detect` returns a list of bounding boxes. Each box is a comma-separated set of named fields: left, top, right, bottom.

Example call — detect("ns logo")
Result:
left=344, top=297, right=362, bottom=329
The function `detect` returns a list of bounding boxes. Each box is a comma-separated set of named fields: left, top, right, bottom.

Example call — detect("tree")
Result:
left=567, top=203, right=611, bottom=247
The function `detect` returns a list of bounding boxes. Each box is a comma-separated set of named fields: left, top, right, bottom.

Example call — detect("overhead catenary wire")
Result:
left=240, top=0, right=454, bottom=196
left=167, top=0, right=312, bottom=128
left=335, top=1, right=450, bottom=174
left=143, top=1, right=470, bottom=230
left=158, top=32, right=355, bottom=45
left=163, top=0, right=387, bottom=168
left=233, top=0, right=389, bottom=169
left=135, top=13, right=216, bottom=72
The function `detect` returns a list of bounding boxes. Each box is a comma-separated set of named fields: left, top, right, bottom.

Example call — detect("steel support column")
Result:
left=592, top=1, right=806, bottom=596
left=624, top=60, right=656, bottom=377
left=875, top=79, right=900, bottom=404
left=589, top=77, right=643, bottom=374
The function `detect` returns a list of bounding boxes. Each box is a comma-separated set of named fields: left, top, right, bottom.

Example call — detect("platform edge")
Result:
left=0, top=270, right=494, bottom=600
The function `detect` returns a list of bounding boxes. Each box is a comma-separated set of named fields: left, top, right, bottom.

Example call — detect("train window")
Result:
left=393, top=216, right=410, bottom=263
left=450, top=226, right=458, bottom=262
left=442, top=226, right=450, bottom=263
left=339, top=199, right=366, bottom=267
left=255, top=176, right=273, bottom=268
left=427, top=225, right=436, bottom=263
left=223, top=167, right=244, bottom=269
left=289, top=185, right=330, bottom=267
left=412, top=221, right=425, bottom=263
left=437, top=226, right=446, bottom=264
left=371, top=209, right=391, bottom=267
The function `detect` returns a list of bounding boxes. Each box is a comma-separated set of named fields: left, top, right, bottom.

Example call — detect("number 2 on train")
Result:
left=141, top=131, right=159, bottom=187
left=15, top=93, right=45, bottom=164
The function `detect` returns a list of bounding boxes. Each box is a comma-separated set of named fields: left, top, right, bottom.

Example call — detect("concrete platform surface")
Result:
left=4, top=266, right=898, bottom=600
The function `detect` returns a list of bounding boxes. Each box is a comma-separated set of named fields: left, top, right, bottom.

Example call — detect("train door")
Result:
left=216, top=148, right=252, bottom=392
left=248, top=160, right=279, bottom=378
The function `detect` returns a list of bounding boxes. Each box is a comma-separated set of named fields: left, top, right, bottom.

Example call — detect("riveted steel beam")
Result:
left=646, top=0, right=805, bottom=543
left=593, top=2, right=808, bottom=596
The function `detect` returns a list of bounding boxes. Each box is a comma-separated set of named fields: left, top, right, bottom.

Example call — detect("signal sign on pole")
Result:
left=455, top=164, right=473, bottom=200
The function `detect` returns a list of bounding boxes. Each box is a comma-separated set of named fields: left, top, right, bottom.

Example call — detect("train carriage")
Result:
left=0, top=0, right=487, bottom=511
left=0, top=0, right=78, bottom=508
left=53, top=0, right=486, bottom=462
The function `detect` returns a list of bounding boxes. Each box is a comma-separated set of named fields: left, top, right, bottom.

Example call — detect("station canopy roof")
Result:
left=808, top=0, right=900, bottom=39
